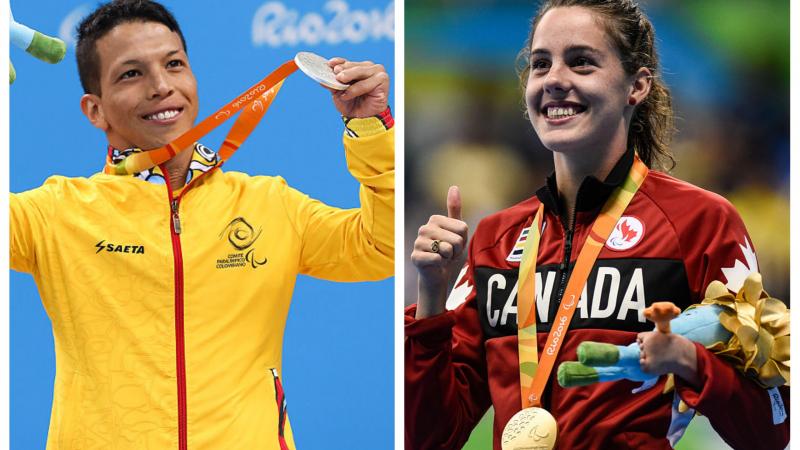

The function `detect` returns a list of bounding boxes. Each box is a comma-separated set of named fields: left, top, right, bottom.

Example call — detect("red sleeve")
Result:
left=677, top=192, right=759, bottom=299
left=404, top=236, right=492, bottom=450
left=675, top=343, right=790, bottom=449
left=673, top=194, right=788, bottom=449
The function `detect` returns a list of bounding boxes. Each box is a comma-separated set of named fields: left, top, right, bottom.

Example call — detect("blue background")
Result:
left=10, top=1, right=394, bottom=448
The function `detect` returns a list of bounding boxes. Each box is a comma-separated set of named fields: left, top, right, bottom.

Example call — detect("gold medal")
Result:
left=501, top=407, right=558, bottom=450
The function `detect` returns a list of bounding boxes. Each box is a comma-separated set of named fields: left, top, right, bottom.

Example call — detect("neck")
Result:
left=553, top=146, right=627, bottom=227
left=162, top=147, right=194, bottom=190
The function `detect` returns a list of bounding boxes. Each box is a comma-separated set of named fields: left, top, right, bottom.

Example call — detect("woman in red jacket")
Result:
left=405, top=1, right=790, bottom=449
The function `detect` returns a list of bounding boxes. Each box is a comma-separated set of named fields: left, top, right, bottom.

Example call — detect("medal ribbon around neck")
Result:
left=103, top=60, right=299, bottom=175
left=517, top=156, right=649, bottom=409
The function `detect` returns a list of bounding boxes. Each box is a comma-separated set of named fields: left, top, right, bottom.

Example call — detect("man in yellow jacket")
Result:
left=10, top=1, right=393, bottom=448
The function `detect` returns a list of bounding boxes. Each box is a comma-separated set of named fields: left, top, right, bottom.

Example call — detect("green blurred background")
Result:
left=404, top=0, right=789, bottom=448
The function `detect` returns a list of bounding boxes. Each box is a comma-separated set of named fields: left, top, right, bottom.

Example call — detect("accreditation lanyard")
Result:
left=517, top=156, right=649, bottom=409
left=103, top=60, right=299, bottom=175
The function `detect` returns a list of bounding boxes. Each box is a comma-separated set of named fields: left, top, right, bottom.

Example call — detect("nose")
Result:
left=149, top=69, right=174, bottom=99
left=542, top=61, right=571, bottom=96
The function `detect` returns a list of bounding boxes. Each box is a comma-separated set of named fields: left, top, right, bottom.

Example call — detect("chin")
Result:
left=537, top=131, right=589, bottom=155
left=152, top=132, right=185, bottom=149
left=136, top=138, right=169, bottom=151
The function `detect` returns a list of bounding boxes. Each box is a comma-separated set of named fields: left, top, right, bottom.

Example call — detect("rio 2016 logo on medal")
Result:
left=501, top=407, right=558, bottom=450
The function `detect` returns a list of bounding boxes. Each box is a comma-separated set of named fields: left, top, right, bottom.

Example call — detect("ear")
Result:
left=80, top=93, right=109, bottom=131
left=628, top=67, right=652, bottom=107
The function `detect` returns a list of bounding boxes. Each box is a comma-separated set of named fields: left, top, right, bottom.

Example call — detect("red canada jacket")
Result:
left=405, top=150, right=790, bottom=450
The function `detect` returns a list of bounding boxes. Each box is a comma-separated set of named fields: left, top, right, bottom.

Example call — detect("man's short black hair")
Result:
left=76, top=0, right=188, bottom=95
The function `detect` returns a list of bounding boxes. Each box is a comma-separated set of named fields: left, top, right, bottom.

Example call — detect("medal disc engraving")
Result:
left=501, top=407, right=558, bottom=450
left=294, top=52, right=349, bottom=90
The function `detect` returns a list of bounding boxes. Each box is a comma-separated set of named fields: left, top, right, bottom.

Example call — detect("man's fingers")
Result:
left=328, top=56, right=346, bottom=68
left=334, top=62, right=383, bottom=84
left=339, top=74, right=388, bottom=100
left=447, top=186, right=461, bottom=220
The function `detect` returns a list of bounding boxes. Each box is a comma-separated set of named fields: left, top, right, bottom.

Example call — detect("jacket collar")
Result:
left=106, top=142, right=221, bottom=185
left=535, top=147, right=634, bottom=218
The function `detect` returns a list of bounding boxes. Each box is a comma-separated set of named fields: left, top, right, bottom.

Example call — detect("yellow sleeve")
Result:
left=10, top=182, right=58, bottom=274
left=281, top=127, right=394, bottom=281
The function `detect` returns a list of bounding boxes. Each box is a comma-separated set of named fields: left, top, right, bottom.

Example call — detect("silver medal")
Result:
left=294, top=52, right=349, bottom=91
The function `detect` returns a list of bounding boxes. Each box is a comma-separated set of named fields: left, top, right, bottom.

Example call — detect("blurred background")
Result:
left=10, top=1, right=393, bottom=449
left=404, top=0, right=788, bottom=448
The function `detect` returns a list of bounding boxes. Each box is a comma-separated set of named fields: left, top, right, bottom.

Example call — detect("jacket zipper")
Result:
left=555, top=205, right=578, bottom=304
left=163, top=168, right=187, bottom=450
left=172, top=199, right=183, bottom=235
left=160, top=161, right=224, bottom=449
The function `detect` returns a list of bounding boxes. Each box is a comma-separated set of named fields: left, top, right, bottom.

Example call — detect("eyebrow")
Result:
left=530, top=45, right=603, bottom=57
left=117, top=49, right=183, bottom=67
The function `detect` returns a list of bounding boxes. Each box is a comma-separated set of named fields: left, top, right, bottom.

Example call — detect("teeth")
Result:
left=145, top=109, right=179, bottom=120
left=547, top=106, right=579, bottom=119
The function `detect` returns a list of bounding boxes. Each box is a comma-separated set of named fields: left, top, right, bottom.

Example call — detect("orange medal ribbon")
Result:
left=517, top=156, right=649, bottom=409
left=104, top=60, right=299, bottom=175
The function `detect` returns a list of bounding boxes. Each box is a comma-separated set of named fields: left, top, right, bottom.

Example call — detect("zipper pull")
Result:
left=171, top=199, right=182, bottom=234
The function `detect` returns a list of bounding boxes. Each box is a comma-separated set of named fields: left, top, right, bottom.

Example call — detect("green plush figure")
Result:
left=10, top=10, right=67, bottom=83
left=556, top=273, right=789, bottom=446
left=558, top=304, right=731, bottom=388
left=557, top=273, right=789, bottom=390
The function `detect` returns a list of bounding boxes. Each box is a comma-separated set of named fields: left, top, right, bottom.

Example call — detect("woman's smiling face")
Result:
left=526, top=6, right=635, bottom=155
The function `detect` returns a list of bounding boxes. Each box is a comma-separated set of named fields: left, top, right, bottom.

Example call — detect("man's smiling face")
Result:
left=82, top=20, right=198, bottom=150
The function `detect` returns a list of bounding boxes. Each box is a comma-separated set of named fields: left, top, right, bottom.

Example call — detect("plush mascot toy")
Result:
left=557, top=272, right=790, bottom=444
left=10, top=10, right=66, bottom=83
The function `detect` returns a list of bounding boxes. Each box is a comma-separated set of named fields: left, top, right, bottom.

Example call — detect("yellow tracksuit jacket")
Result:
left=10, top=126, right=394, bottom=449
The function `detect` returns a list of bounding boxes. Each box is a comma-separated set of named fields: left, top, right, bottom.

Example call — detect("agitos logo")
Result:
left=95, top=240, right=145, bottom=254
left=217, top=217, right=267, bottom=269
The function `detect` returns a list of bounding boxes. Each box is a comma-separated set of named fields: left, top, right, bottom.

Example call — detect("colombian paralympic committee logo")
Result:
left=216, top=217, right=267, bottom=269
left=605, top=216, right=645, bottom=251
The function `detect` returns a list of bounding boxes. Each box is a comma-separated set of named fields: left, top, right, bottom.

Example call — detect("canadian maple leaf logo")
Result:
left=446, top=264, right=473, bottom=310
left=618, top=219, right=638, bottom=242
left=721, top=237, right=759, bottom=292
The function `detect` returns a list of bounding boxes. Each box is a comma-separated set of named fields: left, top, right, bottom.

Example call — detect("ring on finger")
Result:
left=431, top=239, right=441, bottom=254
